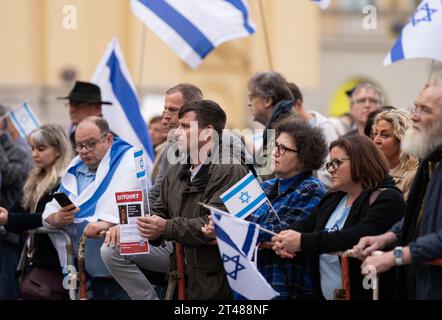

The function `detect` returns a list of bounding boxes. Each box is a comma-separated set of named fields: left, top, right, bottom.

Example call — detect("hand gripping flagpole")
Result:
left=198, top=202, right=278, bottom=237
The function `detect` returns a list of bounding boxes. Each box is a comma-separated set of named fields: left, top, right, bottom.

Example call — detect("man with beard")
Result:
left=353, top=82, right=442, bottom=300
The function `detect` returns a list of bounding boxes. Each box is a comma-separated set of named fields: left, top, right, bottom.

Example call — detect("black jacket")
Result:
left=289, top=176, right=405, bottom=299
left=6, top=185, right=60, bottom=270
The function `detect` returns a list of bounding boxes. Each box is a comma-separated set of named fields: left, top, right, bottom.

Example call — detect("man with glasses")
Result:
left=347, top=83, right=384, bottom=136
left=354, top=81, right=442, bottom=300
left=58, top=81, right=112, bottom=149
left=43, top=116, right=140, bottom=299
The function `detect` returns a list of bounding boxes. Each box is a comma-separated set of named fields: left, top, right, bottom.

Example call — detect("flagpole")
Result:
left=266, top=199, right=282, bottom=224
left=257, top=0, right=274, bottom=71
left=137, top=25, right=147, bottom=93
left=427, top=59, right=435, bottom=83
left=198, top=202, right=278, bottom=237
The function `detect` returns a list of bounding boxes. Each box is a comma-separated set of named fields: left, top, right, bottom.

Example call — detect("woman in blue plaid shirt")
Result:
left=247, top=119, right=328, bottom=299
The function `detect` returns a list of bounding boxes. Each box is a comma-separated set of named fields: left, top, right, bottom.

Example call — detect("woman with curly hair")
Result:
left=246, top=119, right=328, bottom=299
left=372, top=109, right=419, bottom=200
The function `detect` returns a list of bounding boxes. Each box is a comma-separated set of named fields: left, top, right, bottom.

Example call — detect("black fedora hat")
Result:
left=58, top=81, right=112, bottom=105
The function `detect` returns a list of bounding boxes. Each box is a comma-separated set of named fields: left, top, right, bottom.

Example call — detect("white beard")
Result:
left=402, top=122, right=442, bottom=159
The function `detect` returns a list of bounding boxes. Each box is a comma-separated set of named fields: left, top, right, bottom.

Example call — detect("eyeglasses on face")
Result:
left=409, top=104, right=432, bottom=117
left=354, top=97, right=380, bottom=105
left=274, top=141, right=298, bottom=156
left=325, top=158, right=350, bottom=171
left=74, top=133, right=108, bottom=153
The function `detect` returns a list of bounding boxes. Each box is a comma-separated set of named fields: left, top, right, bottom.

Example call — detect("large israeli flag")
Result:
left=91, top=39, right=154, bottom=176
left=211, top=209, right=279, bottom=300
left=311, top=0, right=331, bottom=10
left=220, top=171, right=267, bottom=220
left=130, top=0, right=256, bottom=69
left=9, top=102, right=41, bottom=138
left=384, top=0, right=442, bottom=65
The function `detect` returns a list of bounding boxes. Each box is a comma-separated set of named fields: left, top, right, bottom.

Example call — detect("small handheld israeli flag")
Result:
left=384, top=0, right=442, bottom=65
left=9, top=102, right=41, bottom=138
left=134, top=148, right=151, bottom=215
left=211, top=209, right=279, bottom=300
left=220, top=172, right=267, bottom=220
left=311, top=0, right=331, bottom=10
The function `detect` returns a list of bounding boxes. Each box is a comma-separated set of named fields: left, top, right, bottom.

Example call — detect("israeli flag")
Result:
left=220, top=171, right=267, bottom=220
left=91, top=38, right=154, bottom=176
left=9, top=102, right=41, bottom=138
left=384, top=0, right=442, bottom=65
left=311, top=0, right=331, bottom=10
left=130, top=0, right=256, bottom=69
left=211, top=209, right=279, bottom=300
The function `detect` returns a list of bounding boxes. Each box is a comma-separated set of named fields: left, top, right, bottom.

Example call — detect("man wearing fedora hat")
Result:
left=59, top=81, right=112, bottom=148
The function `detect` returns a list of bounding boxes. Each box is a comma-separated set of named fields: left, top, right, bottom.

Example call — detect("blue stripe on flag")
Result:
left=9, top=112, right=26, bottom=137
left=23, top=103, right=40, bottom=128
left=134, top=149, right=143, bottom=158
left=213, top=220, right=244, bottom=255
left=106, top=51, right=155, bottom=160
left=241, top=223, right=257, bottom=256
left=225, top=0, right=255, bottom=34
left=139, top=0, right=215, bottom=59
left=221, top=174, right=254, bottom=202
left=390, top=32, right=405, bottom=62
left=235, top=193, right=266, bottom=219
left=137, top=171, right=146, bottom=178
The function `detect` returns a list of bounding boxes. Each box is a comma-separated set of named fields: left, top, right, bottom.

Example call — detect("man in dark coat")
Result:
left=355, top=82, right=442, bottom=300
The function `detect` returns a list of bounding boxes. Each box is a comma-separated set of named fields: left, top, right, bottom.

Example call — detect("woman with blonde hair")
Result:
left=0, top=124, right=72, bottom=299
left=372, top=109, right=419, bottom=200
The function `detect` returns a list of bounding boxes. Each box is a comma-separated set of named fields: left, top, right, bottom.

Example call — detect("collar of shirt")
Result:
left=75, top=162, right=96, bottom=194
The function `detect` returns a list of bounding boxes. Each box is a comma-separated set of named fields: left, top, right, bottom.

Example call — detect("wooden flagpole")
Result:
left=258, top=0, right=274, bottom=71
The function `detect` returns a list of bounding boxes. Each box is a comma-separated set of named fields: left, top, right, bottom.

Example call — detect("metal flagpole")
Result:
left=258, top=0, right=274, bottom=71
left=427, top=59, right=435, bottom=83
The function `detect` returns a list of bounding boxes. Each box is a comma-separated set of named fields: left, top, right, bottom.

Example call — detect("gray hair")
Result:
left=351, top=83, right=384, bottom=105
left=247, top=72, right=293, bottom=106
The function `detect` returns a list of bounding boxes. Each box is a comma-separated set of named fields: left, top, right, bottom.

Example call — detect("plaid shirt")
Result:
left=247, top=172, right=325, bottom=299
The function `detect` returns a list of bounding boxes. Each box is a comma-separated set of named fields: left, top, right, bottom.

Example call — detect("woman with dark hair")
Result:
left=271, top=135, right=405, bottom=300
left=203, top=119, right=328, bottom=299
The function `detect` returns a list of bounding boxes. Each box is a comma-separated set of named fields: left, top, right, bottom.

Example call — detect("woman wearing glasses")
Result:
left=246, top=119, right=328, bottom=299
left=372, top=109, right=418, bottom=200
left=271, top=135, right=405, bottom=300
left=0, top=125, right=72, bottom=299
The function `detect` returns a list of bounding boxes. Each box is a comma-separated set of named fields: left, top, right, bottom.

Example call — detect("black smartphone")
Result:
left=52, top=192, right=74, bottom=207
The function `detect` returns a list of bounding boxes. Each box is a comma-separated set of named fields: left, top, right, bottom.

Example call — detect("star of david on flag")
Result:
left=210, top=207, right=279, bottom=300
left=220, top=171, right=267, bottom=219
left=384, top=0, right=442, bottom=65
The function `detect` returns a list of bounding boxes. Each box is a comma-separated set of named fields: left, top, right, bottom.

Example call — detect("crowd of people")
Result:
left=0, top=71, right=441, bottom=300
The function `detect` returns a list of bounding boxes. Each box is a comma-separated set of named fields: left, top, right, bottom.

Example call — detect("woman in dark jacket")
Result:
left=272, top=135, right=405, bottom=300
left=0, top=124, right=72, bottom=297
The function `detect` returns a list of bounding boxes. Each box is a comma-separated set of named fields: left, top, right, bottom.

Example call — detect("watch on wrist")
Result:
left=393, top=246, right=404, bottom=266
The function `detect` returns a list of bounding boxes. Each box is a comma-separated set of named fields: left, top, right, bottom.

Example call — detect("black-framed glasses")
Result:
left=274, top=142, right=298, bottom=156
left=325, top=158, right=350, bottom=171
left=74, top=133, right=108, bottom=153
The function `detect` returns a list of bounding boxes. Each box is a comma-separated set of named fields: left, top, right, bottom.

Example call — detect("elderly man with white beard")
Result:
left=353, top=81, right=442, bottom=300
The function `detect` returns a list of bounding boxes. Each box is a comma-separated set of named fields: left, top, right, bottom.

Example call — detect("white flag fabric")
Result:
left=384, top=0, right=442, bottom=65
left=9, top=102, right=41, bottom=138
left=211, top=209, right=279, bottom=300
left=311, top=0, right=331, bottom=10
left=91, top=39, right=154, bottom=177
left=130, top=0, right=256, bottom=69
left=220, top=171, right=267, bottom=219
left=206, top=205, right=258, bottom=260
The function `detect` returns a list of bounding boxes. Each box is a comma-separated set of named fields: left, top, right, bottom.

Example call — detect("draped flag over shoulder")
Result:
left=130, top=0, right=256, bottom=69
left=8, top=102, right=40, bottom=138
left=220, top=171, right=267, bottom=220
left=311, top=0, right=331, bottom=10
left=210, top=208, right=279, bottom=300
left=384, top=0, right=442, bottom=65
left=91, top=39, right=154, bottom=177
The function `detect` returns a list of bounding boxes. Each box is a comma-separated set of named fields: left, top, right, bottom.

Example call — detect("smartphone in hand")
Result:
left=52, top=192, right=74, bottom=207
